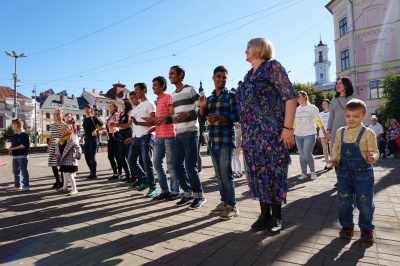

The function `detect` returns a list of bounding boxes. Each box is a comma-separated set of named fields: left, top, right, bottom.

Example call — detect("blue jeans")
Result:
left=210, top=147, right=236, bottom=206
left=295, top=134, right=316, bottom=173
left=117, top=141, right=131, bottom=179
left=128, top=134, right=155, bottom=189
left=84, top=138, right=99, bottom=176
left=174, top=136, right=204, bottom=199
left=12, top=158, right=29, bottom=188
left=154, top=137, right=180, bottom=194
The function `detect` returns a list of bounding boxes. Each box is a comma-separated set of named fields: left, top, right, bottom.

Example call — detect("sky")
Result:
left=0, top=0, right=336, bottom=102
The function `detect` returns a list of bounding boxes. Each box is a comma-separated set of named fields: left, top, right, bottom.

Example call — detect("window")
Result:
left=341, top=50, right=350, bottom=70
left=83, top=115, right=86, bottom=119
left=320, top=73, right=324, bottom=79
left=106, top=110, right=110, bottom=117
left=72, top=105, right=77, bottom=108
left=76, top=114, right=80, bottom=120
left=46, top=113, right=50, bottom=119
left=0, top=115, right=4, bottom=128
left=369, top=80, right=386, bottom=99
left=46, top=125, right=50, bottom=131
left=319, top=51, right=323, bottom=63
left=339, top=17, right=348, bottom=37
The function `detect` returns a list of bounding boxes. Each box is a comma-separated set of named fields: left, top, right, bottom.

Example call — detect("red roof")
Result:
left=0, top=86, right=29, bottom=103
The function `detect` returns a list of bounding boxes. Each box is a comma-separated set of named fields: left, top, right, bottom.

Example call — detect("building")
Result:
left=313, top=38, right=336, bottom=91
left=0, top=86, right=37, bottom=139
left=38, top=93, right=88, bottom=143
left=326, top=0, right=400, bottom=119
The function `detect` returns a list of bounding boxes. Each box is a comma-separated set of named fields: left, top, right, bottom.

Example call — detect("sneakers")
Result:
left=131, top=180, right=142, bottom=188
left=251, top=215, right=272, bottom=231
left=108, top=175, right=119, bottom=180
left=219, top=205, right=239, bottom=220
left=298, top=173, right=307, bottom=180
left=310, top=172, right=317, bottom=180
left=267, top=217, right=282, bottom=235
left=87, top=175, right=97, bottom=180
left=153, top=192, right=171, bottom=200
left=146, top=188, right=159, bottom=198
left=7, top=186, right=21, bottom=191
left=137, top=183, right=149, bottom=191
left=67, top=191, right=79, bottom=196
left=380, top=153, right=385, bottom=158
left=386, top=154, right=395, bottom=159
left=325, top=162, right=333, bottom=169
left=52, top=182, right=61, bottom=189
left=56, top=188, right=69, bottom=193
left=165, top=193, right=182, bottom=201
left=21, top=187, right=30, bottom=192
left=211, top=202, right=227, bottom=214
left=339, top=227, right=354, bottom=239
left=117, top=175, right=124, bottom=181
left=176, top=196, right=194, bottom=206
left=360, top=229, right=374, bottom=242
left=189, top=198, right=206, bottom=209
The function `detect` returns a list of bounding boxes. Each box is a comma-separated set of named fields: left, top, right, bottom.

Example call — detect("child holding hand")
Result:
left=329, top=99, right=379, bottom=242
left=55, top=124, right=82, bottom=196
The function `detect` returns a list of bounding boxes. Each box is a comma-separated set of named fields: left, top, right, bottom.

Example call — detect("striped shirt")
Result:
left=200, top=87, right=239, bottom=150
left=155, top=93, right=176, bottom=138
left=171, top=84, right=200, bottom=138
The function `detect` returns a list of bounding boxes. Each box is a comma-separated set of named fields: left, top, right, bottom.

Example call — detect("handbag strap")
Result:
left=90, top=116, right=99, bottom=128
left=337, top=97, right=345, bottom=111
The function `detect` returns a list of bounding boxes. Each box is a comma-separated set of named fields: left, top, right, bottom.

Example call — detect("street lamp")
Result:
left=32, top=86, right=37, bottom=145
left=5, top=50, right=27, bottom=119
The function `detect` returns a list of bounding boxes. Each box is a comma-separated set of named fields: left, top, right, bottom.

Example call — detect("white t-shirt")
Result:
left=294, top=104, right=321, bottom=136
left=318, top=111, right=330, bottom=138
left=368, top=122, right=384, bottom=140
left=131, top=100, right=156, bottom=137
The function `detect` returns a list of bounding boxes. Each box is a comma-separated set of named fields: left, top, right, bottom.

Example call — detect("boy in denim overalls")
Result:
left=329, top=99, right=379, bottom=242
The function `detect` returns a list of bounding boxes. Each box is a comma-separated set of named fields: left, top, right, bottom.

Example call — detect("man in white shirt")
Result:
left=368, top=115, right=385, bottom=157
left=127, top=83, right=157, bottom=198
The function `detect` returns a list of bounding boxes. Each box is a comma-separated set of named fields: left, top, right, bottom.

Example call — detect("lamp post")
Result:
left=5, top=51, right=27, bottom=119
left=32, top=86, right=37, bottom=146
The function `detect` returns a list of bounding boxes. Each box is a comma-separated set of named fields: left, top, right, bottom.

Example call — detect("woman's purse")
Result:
left=113, top=131, right=127, bottom=142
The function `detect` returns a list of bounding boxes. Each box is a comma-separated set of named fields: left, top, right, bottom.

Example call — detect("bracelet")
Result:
left=283, top=126, right=294, bottom=131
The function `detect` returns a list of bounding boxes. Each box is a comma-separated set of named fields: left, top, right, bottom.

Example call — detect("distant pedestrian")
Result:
left=55, top=124, right=82, bottom=196
left=319, top=99, right=331, bottom=169
left=294, top=90, right=327, bottom=181
left=367, top=115, right=385, bottom=158
left=105, top=102, right=122, bottom=180
left=7, top=119, right=30, bottom=192
left=384, top=119, right=400, bottom=159
left=329, top=99, right=378, bottom=243
left=232, top=122, right=243, bottom=177
left=48, top=109, right=65, bottom=188
left=82, top=104, right=105, bottom=180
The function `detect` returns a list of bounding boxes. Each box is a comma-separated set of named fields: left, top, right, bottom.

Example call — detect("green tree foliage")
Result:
left=379, top=71, right=400, bottom=125
left=293, top=83, right=336, bottom=111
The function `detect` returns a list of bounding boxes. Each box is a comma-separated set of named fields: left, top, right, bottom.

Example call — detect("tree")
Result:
left=378, top=71, right=400, bottom=125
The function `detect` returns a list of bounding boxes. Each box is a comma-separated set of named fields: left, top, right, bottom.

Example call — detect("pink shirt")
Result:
left=155, top=93, right=176, bottom=138
left=106, top=112, right=120, bottom=140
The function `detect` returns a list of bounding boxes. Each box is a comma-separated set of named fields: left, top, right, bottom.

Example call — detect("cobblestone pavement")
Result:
left=0, top=147, right=399, bottom=265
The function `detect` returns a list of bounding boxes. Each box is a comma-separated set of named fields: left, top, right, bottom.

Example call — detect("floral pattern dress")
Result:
left=236, top=60, right=296, bottom=204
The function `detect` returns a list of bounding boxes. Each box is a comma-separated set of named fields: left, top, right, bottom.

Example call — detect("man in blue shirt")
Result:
left=199, top=66, right=240, bottom=220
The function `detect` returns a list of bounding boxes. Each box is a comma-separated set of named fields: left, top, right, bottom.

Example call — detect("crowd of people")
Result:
left=7, top=38, right=400, bottom=243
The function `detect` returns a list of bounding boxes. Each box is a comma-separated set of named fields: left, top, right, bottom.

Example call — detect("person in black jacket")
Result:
left=8, top=119, right=30, bottom=192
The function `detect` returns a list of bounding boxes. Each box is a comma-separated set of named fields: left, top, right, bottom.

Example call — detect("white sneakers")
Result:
left=326, top=162, right=333, bottom=169
left=298, top=172, right=317, bottom=180
left=298, top=173, right=307, bottom=180
left=310, top=172, right=317, bottom=180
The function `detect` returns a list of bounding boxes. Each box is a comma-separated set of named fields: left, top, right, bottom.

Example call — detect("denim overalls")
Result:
left=337, top=126, right=375, bottom=230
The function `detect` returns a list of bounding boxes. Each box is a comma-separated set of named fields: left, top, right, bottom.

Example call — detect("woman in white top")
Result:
left=319, top=99, right=331, bottom=169
left=294, top=91, right=327, bottom=180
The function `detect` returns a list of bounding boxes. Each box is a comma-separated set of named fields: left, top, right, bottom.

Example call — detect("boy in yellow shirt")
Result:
left=330, top=99, right=379, bottom=243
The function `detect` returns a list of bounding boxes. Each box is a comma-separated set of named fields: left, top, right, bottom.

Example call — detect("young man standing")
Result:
left=155, top=66, right=206, bottom=209
left=199, top=66, right=239, bottom=219
left=127, top=83, right=157, bottom=198
left=149, top=76, right=181, bottom=201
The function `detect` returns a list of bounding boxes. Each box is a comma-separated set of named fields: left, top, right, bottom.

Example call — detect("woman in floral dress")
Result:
left=236, top=38, right=297, bottom=234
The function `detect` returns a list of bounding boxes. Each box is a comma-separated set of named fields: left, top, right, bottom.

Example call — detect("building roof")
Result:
left=0, top=86, right=29, bottom=103
left=40, top=94, right=82, bottom=110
